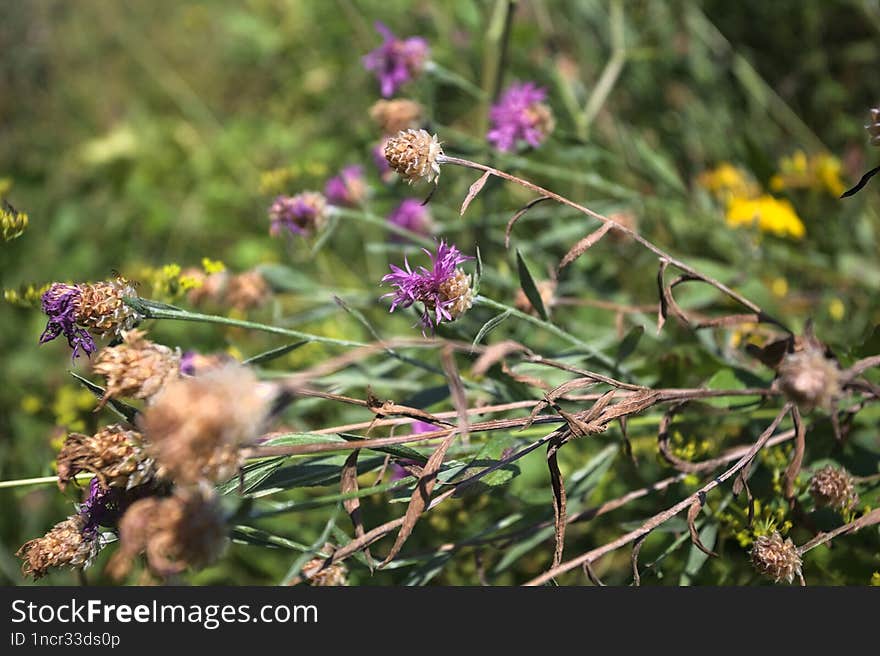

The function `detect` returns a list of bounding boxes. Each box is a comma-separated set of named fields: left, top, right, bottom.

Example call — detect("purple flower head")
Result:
left=180, top=351, right=197, bottom=376
left=78, top=478, right=151, bottom=538
left=39, top=283, right=96, bottom=360
left=387, top=198, right=432, bottom=241
left=363, top=21, right=429, bottom=97
left=268, top=191, right=327, bottom=237
left=487, top=82, right=554, bottom=153
left=381, top=240, right=474, bottom=332
left=325, top=165, right=367, bottom=207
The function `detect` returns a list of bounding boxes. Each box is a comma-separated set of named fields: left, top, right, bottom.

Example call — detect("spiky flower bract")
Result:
left=381, top=240, right=473, bottom=332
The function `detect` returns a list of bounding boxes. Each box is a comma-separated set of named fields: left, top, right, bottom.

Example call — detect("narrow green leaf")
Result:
left=515, top=249, right=549, bottom=321
left=471, top=310, right=512, bottom=349
left=244, top=341, right=308, bottom=365
left=68, top=372, right=139, bottom=423
left=616, top=325, right=644, bottom=365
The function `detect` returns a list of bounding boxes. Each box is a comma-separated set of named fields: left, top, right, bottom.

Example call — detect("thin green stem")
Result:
left=0, top=473, right=91, bottom=490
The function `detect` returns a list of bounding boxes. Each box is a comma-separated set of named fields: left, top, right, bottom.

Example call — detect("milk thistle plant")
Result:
left=4, top=5, right=880, bottom=589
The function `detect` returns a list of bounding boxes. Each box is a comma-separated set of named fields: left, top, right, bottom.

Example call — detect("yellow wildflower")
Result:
left=828, top=298, right=845, bottom=321
left=259, top=166, right=300, bottom=195
left=770, top=277, right=788, bottom=298
left=770, top=151, right=845, bottom=197
left=726, top=195, right=805, bottom=239
left=698, top=163, right=760, bottom=202
left=4, top=282, right=51, bottom=308
left=871, top=572, right=880, bottom=586
left=1, top=202, right=28, bottom=241
left=202, top=257, right=226, bottom=275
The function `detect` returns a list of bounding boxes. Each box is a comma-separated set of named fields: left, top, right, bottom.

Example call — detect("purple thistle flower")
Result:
left=487, top=82, right=555, bottom=153
left=387, top=198, right=432, bottom=240
left=362, top=21, right=429, bottom=98
left=381, top=240, right=474, bottom=331
left=180, top=351, right=197, bottom=376
left=324, top=165, right=367, bottom=207
left=78, top=478, right=151, bottom=538
left=268, top=192, right=327, bottom=237
left=39, top=283, right=96, bottom=360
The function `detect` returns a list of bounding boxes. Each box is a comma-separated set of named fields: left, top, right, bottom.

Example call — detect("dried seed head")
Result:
left=57, top=424, right=160, bottom=491
left=384, top=129, right=443, bottom=184
left=183, top=267, right=228, bottom=307
left=139, top=364, right=275, bottom=485
left=867, top=107, right=880, bottom=146
left=370, top=98, right=424, bottom=135
left=750, top=532, right=802, bottom=584
left=225, top=270, right=270, bottom=311
left=74, top=276, right=141, bottom=339
left=107, top=486, right=227, bottom=579
left=303, top=544, right=348, bottom=586
left=809, top=465, right=859, bottom=512
left=17, top=515, right=99, bottom=580
left=514, top=279, right=557, bottom=315
left=92, top=330, right=181, bottom=405
left=777, top=345, right=841, bottom=410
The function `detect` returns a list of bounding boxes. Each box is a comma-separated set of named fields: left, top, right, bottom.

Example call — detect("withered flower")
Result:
left=225, top=270, right=271, bottom=311
left=776, top=343, right=841, bottom=411
left=92, top=330, right=181, bottom=405
left=56, top=424, right=160, bottom=491
left=809, top=465, right=859, bottom=512
left=384, top=129, right=443, bottom=184
left=16, top=515, right=99, bottom=580
left=750, top=532, right=802, bottom=584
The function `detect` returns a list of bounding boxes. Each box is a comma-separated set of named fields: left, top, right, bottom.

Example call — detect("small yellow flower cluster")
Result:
left=51, top=385, right=97, bottom=434
left=139, top=263, right=204, bottom=302
left=4, top=282, right=51, bottom=308
left=1, top=202, right=28, bottom=242
left=201, top=257, right=226, bottom=274
left=717, top=498, right=792, bottom=549
left=699, top=162, right=806, bottom=239
left=726, top=195, right=805, bottom=239
left=769, top=150, right=846, bottom=197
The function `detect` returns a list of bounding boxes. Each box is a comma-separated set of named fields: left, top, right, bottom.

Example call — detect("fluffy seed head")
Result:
left=384, top=129, right=443, bottom=184
left=370, top=98, right=424, bottom=135
left=92, top=330, right=181, bottom=405
left=751, top=532, right=802, bottom=584
left=809, top=465, right=859, bottom=511
left=74, top=276, right=141, bottom=339
left=57, top=424, right=161, bottom=491
left=139, top=364, right=275, bottom=485
left=777, top=345, right=841, bottom=410
left=107, top=486, right=227, bottom=579
left=17, top=515, right=99, bottom=580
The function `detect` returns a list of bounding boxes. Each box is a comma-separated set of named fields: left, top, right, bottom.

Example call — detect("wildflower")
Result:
left=750, top=532, right=802, bottom=584
left=387, top=198, right=433, bottom=239
left=866, top=107, right=880, bottom=146
left=4, top=282, right=50, bottom=308
left=384, top=129, right=444, bottom=184
left=382, top=240, right=474, bottom=331
left=770, top=277, right=788, bottom=298
left=183, top=266, right=228, bottom=307
left=828, top=298, right=845, bottom=322
left=107, top=486, right=227, bottom=579
left=725, top=195, right=805, bottom=239
left=390, top=420, right=436, bottom=481
left=809, top=465, right=859, bottom=512
left=697, top=163, right=760, bottom=202
left=139, top=364, right=276, bottom=485
left=303, top=545, right=348, bottom=586
left=39, top=283, right=97, bottom=359
left=57, top=424, right=161, bottom=491
left=225, top=270, right=270, bottom=311
left=1, top=201, right=28, bottom=241
left=324, top=165, right=367, bottom=207
left=268, top=191, right=327, bottom=237
left=487, top=82, right=555, bottom=153
left=776, top=343, right=840, bottom=411
left=514, top=279, right=557, bottom=315
left=79, top=477, right=156, bottom=538
left=370, top=98, right=423, bottom=135
left=362, top=21, right=429, bottom=98
left=92, top=330, right=181, bottom=405
left=16, top=514, right=99, bottom=580
left=769, top=151, right=845, bottom=197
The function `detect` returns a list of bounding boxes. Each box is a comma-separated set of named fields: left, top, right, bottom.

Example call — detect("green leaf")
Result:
left=400, top=385, right=450, bottom=411
left=516, top=249, right=549, bottom=321
left=615, top=325, right=644, bottom=366
left=68, top=372, right=139, bottom=423
left=231, top=525, right=310, bottom=551
left=471, top=310, right=512, bottom=348
left=679, top=523, right=718, bottom=586
left=244, top=341, right=308, bottom=365
left=703, top=368, right=767, bottom=408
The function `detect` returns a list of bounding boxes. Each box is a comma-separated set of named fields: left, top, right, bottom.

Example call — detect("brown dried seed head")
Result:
left=57, top=424, right=160, bottom=490
left=809, top=465, right=859, bottom=511
left=525, top=102, right=556, bottom=142
left=370, top=99, right=424, bottom=135
left=107, top=486, right=227, bottom=580
left=17, top=515, right=99, bottom=580
left=514, top=279, right=557, bottom=315
left=74, top=276, right=141, bottom=338
left=224, top=270, right=270, bottom=311
left=184, top=268, right=229, bottom=307
left=777, top=345, right=841, bottom=410
left=750, top=532, right=802, bottom=584
left=384, top=129, right=443, bottom=184
left=93, top=330, right=181, bottom=405
left=139, top=363, right=275, bottom=485
left=435, top=269, right=474, bottom=320
left=303, top=544, right=348, bottom=586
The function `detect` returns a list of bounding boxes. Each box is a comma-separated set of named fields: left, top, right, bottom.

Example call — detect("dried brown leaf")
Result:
left=547, top=436, right=567, bottom=569
left=460, top=170, right=492, bottom=216
left=557, top=222, right=613, bottom=271
left=470, top=340, right=528, bottom=377
left=341, top=449, right=373, bottom=569
left=687, top=496, right=718, bottom=558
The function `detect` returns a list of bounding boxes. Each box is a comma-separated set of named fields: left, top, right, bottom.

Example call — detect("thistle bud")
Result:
left=139, top=364, right=276, bottom=485
left=56, top=424, right=161, bottom=491
left=92, top=330, right=181, bottom=405
left=384, top=129, right=443, bottom=184
left=750, top=532, right=803, bottom=584
left=107, top=486, right=227, bottom=579
left=809, top=465, right=859, bottom=512
left=776, top=345, right=841, bottom=410
left=16, top=515, right=99, bottom=580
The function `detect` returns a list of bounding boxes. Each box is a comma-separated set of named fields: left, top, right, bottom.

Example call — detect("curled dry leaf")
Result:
left=687, top=495, right=718, bottom=558
left=460, top=170, right=492, bottom=216
left=557, top=222, right=614, bottom=271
